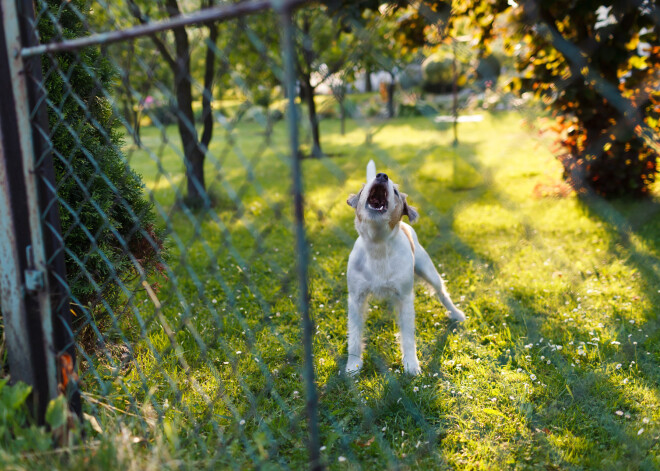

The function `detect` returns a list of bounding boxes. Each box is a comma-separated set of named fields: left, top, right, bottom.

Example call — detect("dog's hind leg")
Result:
left=414, top=245, right=466, bottom=321
left=346, top=292, right=367, bottom=375
left=396, top=292, right=421, bottom=375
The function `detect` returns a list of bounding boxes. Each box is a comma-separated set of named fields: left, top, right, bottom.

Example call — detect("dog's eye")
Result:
left=394, top=189, right=399, bottom=196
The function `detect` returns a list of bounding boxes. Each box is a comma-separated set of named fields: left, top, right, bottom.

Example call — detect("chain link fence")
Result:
left=1, top=0, right=659, bottom=469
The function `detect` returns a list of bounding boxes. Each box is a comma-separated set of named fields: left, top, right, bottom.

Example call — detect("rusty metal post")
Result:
left=0, top=0, right=76, bottom=421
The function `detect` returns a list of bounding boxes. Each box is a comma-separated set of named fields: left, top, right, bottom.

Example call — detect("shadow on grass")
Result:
left=485, top=191, right=660, bottom=468
left=314, top=124, right=659, bottom=467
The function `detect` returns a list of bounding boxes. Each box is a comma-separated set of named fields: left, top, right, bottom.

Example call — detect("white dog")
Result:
left=345, top=161, right=465, bottom=375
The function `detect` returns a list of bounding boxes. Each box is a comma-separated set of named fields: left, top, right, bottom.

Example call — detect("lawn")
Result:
left=3, top=111, right=659, bottom=469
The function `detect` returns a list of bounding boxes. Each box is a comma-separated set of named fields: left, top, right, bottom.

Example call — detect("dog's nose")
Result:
left=376, top=173, right=388, bottom=182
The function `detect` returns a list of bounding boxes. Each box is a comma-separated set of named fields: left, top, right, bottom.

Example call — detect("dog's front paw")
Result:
left=449, top=308, right=466, bottom=322
left=403, top=357, right=421, bottom=376
left=345, top=357, right=363, bottom=376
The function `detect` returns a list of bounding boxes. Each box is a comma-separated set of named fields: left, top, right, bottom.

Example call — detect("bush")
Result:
left=269, top=108, right=284, bottom=122
left=39, top=0, right=164, bottom=309
left=146, top=102, right=178, bottom=127
left=475, top=54, right=501, bottom=86
left=421, top=50, right=469, bottom=94
left=398, top=102, right=437, bottom=118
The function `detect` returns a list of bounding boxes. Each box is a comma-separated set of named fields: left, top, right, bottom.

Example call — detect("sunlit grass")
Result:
left=5, top=111, right=659, bottom=470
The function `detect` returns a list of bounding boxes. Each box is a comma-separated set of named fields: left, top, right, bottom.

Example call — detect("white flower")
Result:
left=616, top=363, right=622, bottom=369
left=239, top=419, right=245, bottom=425
left=413, top=386, right=419, bottom=393
left=530, top=374, right=537, bottom=381
left=638, top=428, right=644, bottom=435
left=615, top=411, right=623, bottom=416
left=338, top=456, right=347, bottom=462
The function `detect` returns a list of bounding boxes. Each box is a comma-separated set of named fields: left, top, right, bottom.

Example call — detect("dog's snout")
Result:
left=376, top=173, right=388, bottom=182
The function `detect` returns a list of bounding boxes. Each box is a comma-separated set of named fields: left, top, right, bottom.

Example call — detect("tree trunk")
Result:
left=339, top=96, right=345, bottom=135
left=265, top=103, right=273, bottom=145
left=129, top=0, right=209, bottom=203
left=200, top=22, right=218, bottom=150
left=387, top=72, right=395, bottom=119
left=299, top=12, right=321, bottom=157
left=301, top=76, right=322, bottom=157
left=169, top=17, right=205, bottom=204
left=364, top=62, right=373, bottom=92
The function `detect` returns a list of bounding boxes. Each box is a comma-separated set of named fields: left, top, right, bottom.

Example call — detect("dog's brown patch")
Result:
left=400, top=223, right=415, bottom=255
left=388, top=198, right=404, bottom=230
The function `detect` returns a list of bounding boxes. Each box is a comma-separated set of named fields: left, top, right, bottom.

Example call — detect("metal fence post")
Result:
left=277, top=2, right=323, bottom=470
left=0, top=0, right=78, bottom=422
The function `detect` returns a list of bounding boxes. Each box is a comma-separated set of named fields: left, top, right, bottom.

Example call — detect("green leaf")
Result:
left=4, top=382, right=32, bottom=410
left=45, top=395, right=68, bottom=429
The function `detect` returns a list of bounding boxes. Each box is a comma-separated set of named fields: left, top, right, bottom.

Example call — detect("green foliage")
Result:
left=37, top=0, right=163, bottom=308
left=461, top=0, right=660, bottom=198
left=475, top=53, right=501, bottom=84
left=421, top=50, right=469, bottom=93
left=44, top=396, right=68, bottom=430
left=0, top=381, right=52, bottom=455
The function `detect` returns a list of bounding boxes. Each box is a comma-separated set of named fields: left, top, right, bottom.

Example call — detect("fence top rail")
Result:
left=19, top=0, right=311, bottom=58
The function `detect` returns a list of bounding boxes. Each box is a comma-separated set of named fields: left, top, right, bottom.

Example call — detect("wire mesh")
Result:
left=1, top=0, right=659, bottom=469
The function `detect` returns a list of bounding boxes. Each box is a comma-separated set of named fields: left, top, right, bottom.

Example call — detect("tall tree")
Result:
left=295, top=5, right=362, bottom=157
left=128, top=0, right=220, bottom=206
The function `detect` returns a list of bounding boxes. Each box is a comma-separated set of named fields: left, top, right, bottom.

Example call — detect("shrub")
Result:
left=421, top=50, right=469, bottom=94
left=475, top=54, right=501, bottom=86
left=147, top=102, right=178, bottom=127
left=38, top=0, right=164, bottom=309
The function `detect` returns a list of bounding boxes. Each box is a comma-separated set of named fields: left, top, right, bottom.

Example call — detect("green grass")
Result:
left=4, top=111, right=660, bottom=469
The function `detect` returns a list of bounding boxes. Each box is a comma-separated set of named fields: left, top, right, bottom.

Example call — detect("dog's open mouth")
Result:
left=367, top=183, right=388, bottom=212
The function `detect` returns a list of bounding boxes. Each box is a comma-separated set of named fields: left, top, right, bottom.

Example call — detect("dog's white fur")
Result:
left=346, top=161, right=465, bottom=375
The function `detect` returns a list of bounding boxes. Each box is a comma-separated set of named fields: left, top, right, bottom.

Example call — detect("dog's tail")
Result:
left=366, top=160, right=376, bottom=182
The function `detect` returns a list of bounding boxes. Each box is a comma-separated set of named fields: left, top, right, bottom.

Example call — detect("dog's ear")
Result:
left=347, top=187, right=363, bottom=208
left=401, top=193, right=418, bottom=223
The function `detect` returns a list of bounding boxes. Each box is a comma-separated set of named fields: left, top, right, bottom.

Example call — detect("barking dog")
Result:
left=345, top=161, right=465, bottom=375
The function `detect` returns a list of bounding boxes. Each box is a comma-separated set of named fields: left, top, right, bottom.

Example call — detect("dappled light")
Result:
left=0, top=0, right=658, bottom=469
